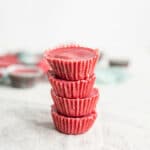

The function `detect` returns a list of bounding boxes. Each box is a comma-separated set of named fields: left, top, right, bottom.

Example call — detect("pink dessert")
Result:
left=48, top=71, right=95, bottom=98
left=51, top=88, right=99, bottom=117
left=51, top=105, right=97, bottom=135
left=45, top=45, right=99, bottom=80
left=11, top=68, right=40, bottom=77
left=8, top=65, right=42, bottom=88
left=0, top=54, right=19, bottom=68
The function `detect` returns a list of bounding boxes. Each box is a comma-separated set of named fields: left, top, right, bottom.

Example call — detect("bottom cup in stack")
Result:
left=49, top=73, right=99, bottom=135
left=51, top=105, right=97, bottom=134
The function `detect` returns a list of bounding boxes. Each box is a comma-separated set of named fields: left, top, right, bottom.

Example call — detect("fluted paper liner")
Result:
left=51, top=105, right=97, bottom=135
left=51, top=88, right=99, bottom=117
left=44, top=45, right=99, bottom=81
left=48, top=72, right=96, bottom=98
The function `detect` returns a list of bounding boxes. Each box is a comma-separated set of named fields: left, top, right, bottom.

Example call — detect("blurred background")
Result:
left=0, top=0, right=150, bottom=150
left=0, top=0, right=150, bottom=52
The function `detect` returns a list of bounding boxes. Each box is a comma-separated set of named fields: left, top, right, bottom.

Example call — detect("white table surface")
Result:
left=0, top=51, right=150, bottom=150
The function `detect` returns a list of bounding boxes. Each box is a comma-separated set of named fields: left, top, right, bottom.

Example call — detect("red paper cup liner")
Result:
left=51, top=105, right=97, bottom=135
left=44, top=45, right=99, bottom=81
left=48, top=72, right=96, bottom=98
left=51, top=88, right=99, bottom=117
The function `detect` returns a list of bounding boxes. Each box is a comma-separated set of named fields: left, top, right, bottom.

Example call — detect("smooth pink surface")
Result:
left=37, top=58, right=50, bottom=73
left=46, top=46, right=96, bottom=60
left=51, top=88, right=99, bottom=117
left=48, top=72, right=96, bottom=98
left=51, top=105, right=97, bottom=135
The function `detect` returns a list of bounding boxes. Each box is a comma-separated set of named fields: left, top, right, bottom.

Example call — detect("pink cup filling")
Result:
left=11, top=68, right=39, bottom=76
left=47, top=46, right=97, bottom=61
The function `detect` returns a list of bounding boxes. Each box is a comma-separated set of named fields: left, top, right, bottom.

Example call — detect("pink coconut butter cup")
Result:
left=51, top=105, right=97, bottom=135
left=51, top=88, right=99, bottom=117
left=8, top=65, right=42, bottom=88
left=48, top=71, right=96, bottom=98
left=44, top=45, right=99, bottom=81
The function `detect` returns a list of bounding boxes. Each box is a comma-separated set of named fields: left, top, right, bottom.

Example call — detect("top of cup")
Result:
left=45, top=45, right=98, bottom=62
left=44, top=45, right=99, bottom=80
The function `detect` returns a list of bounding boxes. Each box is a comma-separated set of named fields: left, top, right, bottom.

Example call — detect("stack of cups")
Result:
left=44, top=45, right=99, bottom=135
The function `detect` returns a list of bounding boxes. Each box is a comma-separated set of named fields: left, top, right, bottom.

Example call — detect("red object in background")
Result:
left=8, top=65, right=43, bottom=88
left=12, top=68, right=40, bottom=75
left=0, top=54, right=20, bottom=68
left=37, top=58, right=50, bottom=73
